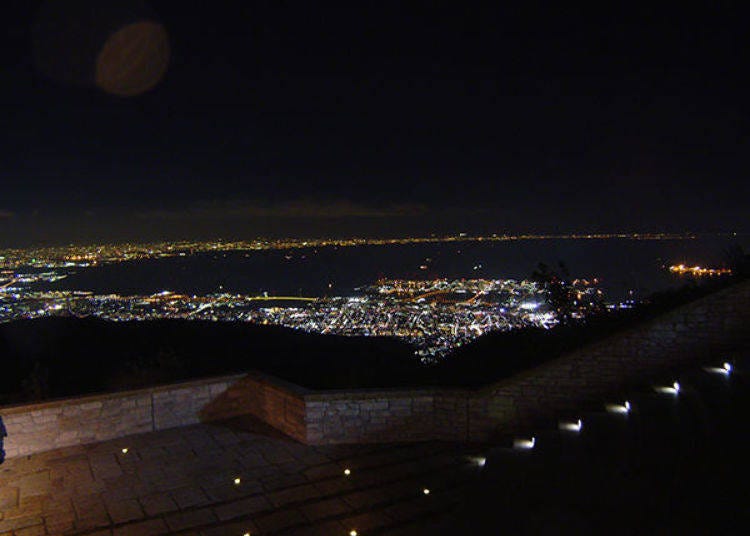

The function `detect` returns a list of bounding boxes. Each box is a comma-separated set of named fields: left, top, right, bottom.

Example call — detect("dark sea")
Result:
left=41, top=236, right=746, bottom=301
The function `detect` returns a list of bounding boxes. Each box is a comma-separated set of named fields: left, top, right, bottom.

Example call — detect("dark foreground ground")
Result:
left=447, top=351, right=750, bottom=534
left=1, top=351, right=747, bottom=534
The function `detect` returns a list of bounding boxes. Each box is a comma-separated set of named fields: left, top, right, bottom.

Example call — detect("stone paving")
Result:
left=0, top=416, right=481, bottom=535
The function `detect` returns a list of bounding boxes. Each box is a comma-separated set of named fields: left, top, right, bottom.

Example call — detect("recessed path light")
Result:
left=513, top=437, right=536, bottom=449
left=654, top=381, right=680, bottom=395
left=606, top=401, right=631, bottom=414
left=467, top=456, right=487, bottom=467
left=559, top=419, right=583, bottom=432
left=704, top=362, right=732, bottom=376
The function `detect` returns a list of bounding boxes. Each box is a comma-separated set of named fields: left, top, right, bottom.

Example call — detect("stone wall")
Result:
left=304, top=389, right=468, bottom=444
left=469, top=279, right=750, bottom=440
left=0, top=375, right=242, bottom=459
left=200, top=375, right=471, bottom=444
left=200, top=372, right=309, bottom=442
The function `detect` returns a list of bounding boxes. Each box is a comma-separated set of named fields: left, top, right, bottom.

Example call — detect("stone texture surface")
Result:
left=201, top=374, right=309, bottom=442
left=0, top=417, right=476, bottom=535
left=471, top=278, right=750, bottom=439
left=0, top=377, right=241, bottom=459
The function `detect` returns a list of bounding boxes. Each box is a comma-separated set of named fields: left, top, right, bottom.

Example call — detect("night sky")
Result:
left=1, top=2, right=747, bottom=245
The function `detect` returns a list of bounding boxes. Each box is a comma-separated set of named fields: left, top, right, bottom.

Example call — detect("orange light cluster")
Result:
left=669, top=264, right=732, bottom=277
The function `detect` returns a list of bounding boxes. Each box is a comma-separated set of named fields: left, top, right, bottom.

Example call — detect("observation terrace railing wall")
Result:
left=0, top=376, right=243, bottom=459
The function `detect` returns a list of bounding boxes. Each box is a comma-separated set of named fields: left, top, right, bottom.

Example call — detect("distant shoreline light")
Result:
left=1, top=232, right=699, bottom=269
left=668, top=264, right=731, bottom=277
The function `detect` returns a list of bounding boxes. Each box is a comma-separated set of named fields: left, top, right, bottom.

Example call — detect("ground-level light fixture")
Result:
left=467, top=455, right=487, bottom=467
left=121, top=448, right=128, bottom=454
left=654, top=381, right=680, bottom=395
left=606, top=401, right=631, bottom=414
left=559, top=419, right=583, bottom=432
left=513, top=437, right=536, bottom=449
left=704, top=362, right=733, bottom=376
left=233, top=477, right=241, bottom=485
left=423, top=488, right=431, bottom=495
left=344, top=468, right=351, bottom=476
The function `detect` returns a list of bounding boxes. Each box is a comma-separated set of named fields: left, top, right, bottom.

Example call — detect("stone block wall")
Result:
left=304, top=390, right=468, bottom=444
left=153, top=380, right=238, bottom=430
left=469, top=279, right=750, bottom=440
left=0, top=375, right=241, bottom=458
left=200, top=372, right=309, bottom=442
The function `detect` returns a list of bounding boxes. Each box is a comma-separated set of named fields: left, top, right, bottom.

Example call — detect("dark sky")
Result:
left=1, top=1, right=748, bottom=245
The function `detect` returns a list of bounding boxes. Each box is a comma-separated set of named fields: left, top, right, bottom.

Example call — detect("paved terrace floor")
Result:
left=0, top=416, right=481, bottom=536
left=3, top=352, right=750, bottom=535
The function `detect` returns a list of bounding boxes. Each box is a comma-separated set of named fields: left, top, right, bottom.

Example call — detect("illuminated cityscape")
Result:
left=0, top=235, right=735, bottom=359
left=0, top=279, right=561, bottom=359
left=1, top=234, right=627, bottom=359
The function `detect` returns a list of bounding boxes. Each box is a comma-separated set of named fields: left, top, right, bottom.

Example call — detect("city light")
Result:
left=668, top=264, right=731, bottom=277
left=0, top=233, right=698, bottom=271
left=1, top=273, right=580, bottom=359
left=0, top=235, right=687, bottom=361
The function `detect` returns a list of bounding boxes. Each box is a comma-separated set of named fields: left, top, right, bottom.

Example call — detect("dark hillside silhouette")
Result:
left=0, top=318, right=418, bottom=404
